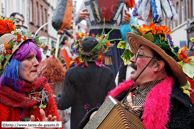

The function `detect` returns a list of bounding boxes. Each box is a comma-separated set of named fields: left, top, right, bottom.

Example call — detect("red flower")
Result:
left=6, top=50, right=12, bottom=54
left=91, top=33, right=95, bottom=37
left=17, top=33, right=21, bottom=38
left=106, top=42, right=110, bottom=47
left=0, top=19, right=7, bottom=34
left=4, top=44, right=9, bottom=50
left=97, top=52, right=105, bottom=64
left=23, top=36, right=26, bottom=40
left=73, top=57, right=83, bottom=64
left=2, top=51, right=7, bottom=56
left=17, top=37, right=21, bottom=42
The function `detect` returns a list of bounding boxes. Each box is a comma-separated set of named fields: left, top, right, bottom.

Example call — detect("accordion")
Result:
left=84, top=0, right=125, bottom=25
left=84, top=96, right=145, bottom=129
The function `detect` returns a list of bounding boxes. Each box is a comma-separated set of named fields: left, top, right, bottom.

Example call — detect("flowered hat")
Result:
left=123, top=23, right=188, bottom=86
left=0, top=18, right=44, bottom=74
left=73, top=30, right=115, bottom=67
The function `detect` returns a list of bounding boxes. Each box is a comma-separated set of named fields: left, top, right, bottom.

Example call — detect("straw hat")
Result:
left=126, top=24, right=187, bottom=86
left=0, top=34, right=36, bottom=69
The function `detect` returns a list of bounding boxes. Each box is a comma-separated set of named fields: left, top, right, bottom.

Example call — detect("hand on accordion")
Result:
left=78, top=8, right=90, bottom=21
left=123, top=10, right=131, bottom=23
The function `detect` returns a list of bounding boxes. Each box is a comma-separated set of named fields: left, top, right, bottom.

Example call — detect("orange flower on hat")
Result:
left=4, top=44, right=9, bottom=50
left=0, top=19, right=7, bottom=34
left=23, top=36, right=26, bottom=40
left=159, top=25, right=171, bottom=35
left=17, top=33, right=21, bottom=38
left=139, top=23, right=157, bottom=36
left=106, top=42, right=110, bottom=47
left=73, top=57, right=83, bottom=64
left=78, top=32, right=85, bottom=38
left=17, top=37, right=21, bottom=42
left=6, top=50, right=12, bottom=54
left=95, top=52, right=105, bottom=66
left=5, top=19, right=15, bottom=33
left=91, top=33, right=95, bottom=37
left=177, top=45, right=190, bottom=63
left=85, top=31, right=88, bottom=37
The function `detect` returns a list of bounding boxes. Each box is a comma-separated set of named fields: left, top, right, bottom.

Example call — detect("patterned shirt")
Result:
left=122, top=80, right=162, bottom=117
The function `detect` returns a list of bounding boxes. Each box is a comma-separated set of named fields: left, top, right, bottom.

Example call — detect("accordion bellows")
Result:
left=84, top=96, right=145, bottom=129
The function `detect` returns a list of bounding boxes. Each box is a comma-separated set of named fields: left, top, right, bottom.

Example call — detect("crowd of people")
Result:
left=0, top=0, right=194, bottom=128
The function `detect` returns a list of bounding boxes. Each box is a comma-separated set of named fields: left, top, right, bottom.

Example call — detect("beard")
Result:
left=131, top=62, right=137, bottom=70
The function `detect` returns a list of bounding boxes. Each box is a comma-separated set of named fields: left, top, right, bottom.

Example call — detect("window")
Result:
left=16, top=0, right=19, bottom=12
left=176, top=2, right=179, bottom=25
left=44, top=9, right=47, bottom=30
left=5, top=0, right=9, bottom=17
left=181, top=0, right=184, bottom=23
left=40, top=5, right=43, bottom=26
left=36, top=2, right=39, bottom=25
left=30, top=0, right=33, bottom=22
left=22, top=0, right=25, bottom=16
left=193, top=0, right=194, bottom=16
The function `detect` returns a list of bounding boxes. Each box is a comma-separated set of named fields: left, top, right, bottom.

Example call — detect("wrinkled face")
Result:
left=19, top=52, right=39, bottom=82
left=14, top=14, right=24, bottom=28
left=130, top=45, right=155, bottom=85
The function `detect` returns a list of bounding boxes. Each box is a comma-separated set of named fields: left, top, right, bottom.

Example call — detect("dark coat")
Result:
left=116, top=84, right=194, bottom=129
left=78, top=77, right=194, bottom=129
left=55, top=62, right=116, bottom=129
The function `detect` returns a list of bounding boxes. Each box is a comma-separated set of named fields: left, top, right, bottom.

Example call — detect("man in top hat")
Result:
left=55, top=36, right=116, bottom=129
left=78, top=24, right=194, bottom=128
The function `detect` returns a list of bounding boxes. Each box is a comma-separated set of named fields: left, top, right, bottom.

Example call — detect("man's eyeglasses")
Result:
left=134, top=52, right=154, bottom=61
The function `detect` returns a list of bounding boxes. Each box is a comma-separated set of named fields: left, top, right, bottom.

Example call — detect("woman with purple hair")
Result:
left=0, top=34, right=62, bottom=128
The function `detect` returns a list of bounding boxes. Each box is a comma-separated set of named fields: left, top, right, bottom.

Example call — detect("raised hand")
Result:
left=123, top=10, right=131, bottom=23
left=78, top=8, right=90, bottom=21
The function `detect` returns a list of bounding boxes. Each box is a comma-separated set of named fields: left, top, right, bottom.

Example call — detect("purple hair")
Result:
left=0, top=39, right=42, bottom=92
left=12, top=39, right=42, bottom=62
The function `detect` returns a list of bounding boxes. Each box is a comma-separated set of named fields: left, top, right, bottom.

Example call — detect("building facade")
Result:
left=166, top=0, right=194, bottom=48
left=47, top=0, right=58, bottom=48
left=29, top=0, right=49, bottom=37
left=0, top=0, right=29, bottom=30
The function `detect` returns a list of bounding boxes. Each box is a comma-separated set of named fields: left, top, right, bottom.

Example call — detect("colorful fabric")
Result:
left=0, top=76, right=47, bottom=108
left=60, top=47, right=72, bottom=69
left=122, top=79, right=162, bottom=117
left=107, top=77, right=174, bottom=129
left=0, top=79, right=62, bottom=129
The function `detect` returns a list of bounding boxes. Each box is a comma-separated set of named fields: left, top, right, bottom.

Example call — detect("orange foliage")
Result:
left=178, top=45, right=190, bottom=63
left=37, top=56, right=67, bottom=89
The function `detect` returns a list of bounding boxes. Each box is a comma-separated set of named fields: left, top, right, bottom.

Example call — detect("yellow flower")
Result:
left=177, top=45, right=190, bottom=63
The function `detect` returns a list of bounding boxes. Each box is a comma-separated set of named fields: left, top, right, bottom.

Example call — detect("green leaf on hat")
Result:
left=117, top=41, right=126, bottom=49
left=121, top=49, right=134, bottom=65
left=143, top=32, right=154, bottom=42
left=183, top=63, right=194, bottom=78
left=181, top=80, right=192, bottom=96
left=9, top=41, right=13, bottom=49
left=153, top=35, right=160, bottom=44
left=130, top=24, right=142, bottom=36
left=0, top=54, right=4, bottom=63
left=5, top=54, right=10, bottom=61
left=177, top=61, right=183, bottom=68
left=189, top=56, right=194, bottom=63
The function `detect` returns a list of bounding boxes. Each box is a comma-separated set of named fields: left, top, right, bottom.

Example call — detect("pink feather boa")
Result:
left=106, top=77, right=174, bottom=129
